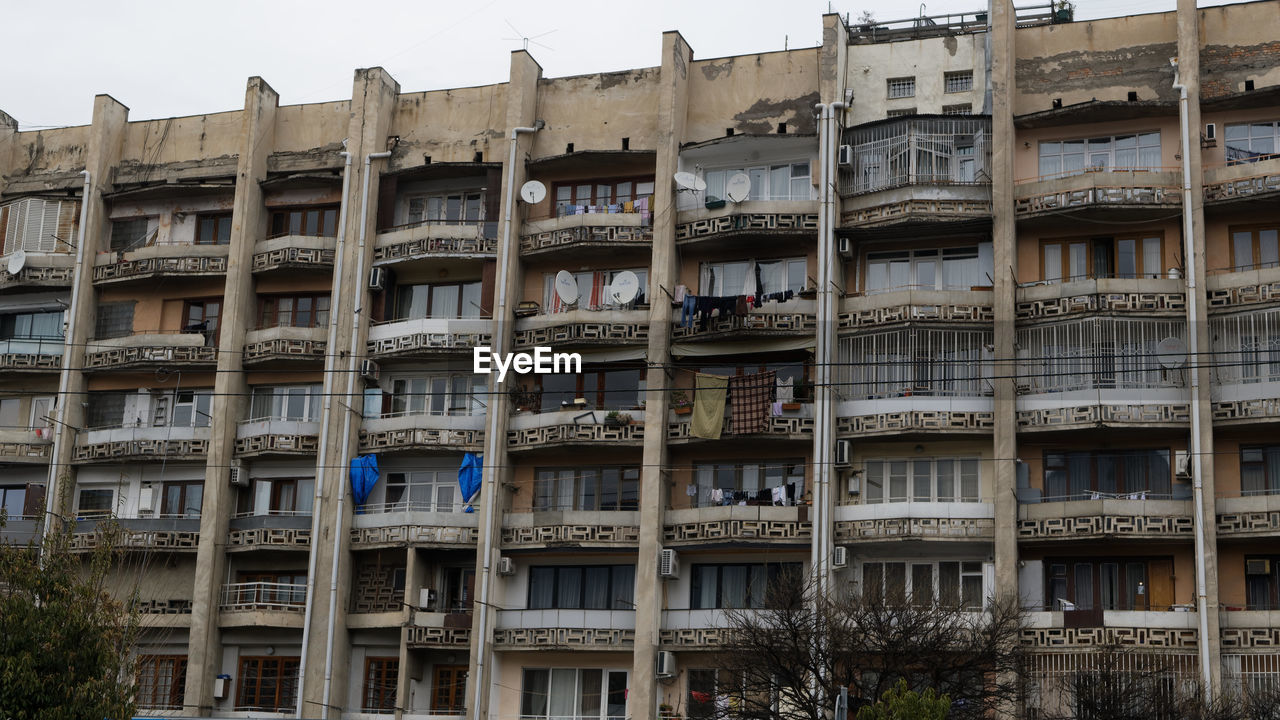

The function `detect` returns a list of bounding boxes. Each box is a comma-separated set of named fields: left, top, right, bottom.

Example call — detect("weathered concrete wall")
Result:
left=390, top=84, right=507, bottom=169
left=117, top=111, right=243, bottom=182
left=686, top=49, right=821, bottom=143
left=3, top=125, right=91, bottom=192
left=1200, top=1, right=1280, bottom=99
left=845, top=32, right=987, bottom=125
left=534, top=68, right=661, bottom=156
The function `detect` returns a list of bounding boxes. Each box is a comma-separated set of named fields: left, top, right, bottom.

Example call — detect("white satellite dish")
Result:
left=609, top=270, right=641, bottom=304
left=725, top=173, right=752, bottom=203
left=1156, top=337, right=1188, bottom=369
left=520, top=180, right=547, bottom=204
left=673, top=172, right=707, bottom=192
left=554, top=270, right=579, bottom=305
left=7, top=250, right=26, bottom=275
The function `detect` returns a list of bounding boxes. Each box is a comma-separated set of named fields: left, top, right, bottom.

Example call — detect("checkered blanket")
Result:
left=729, top=370, right=775, bottom=434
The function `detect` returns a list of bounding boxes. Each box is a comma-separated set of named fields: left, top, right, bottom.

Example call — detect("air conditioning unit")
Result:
left=1175, top=450, right=1192, bottom=479
left=847, top=474, right=861, bottom=495
left=832, top=546, right=848, bottom=569
left=137, top=485, right=155, bottom=514
left=419, top=588, right=437, bottom=610
left=213, top=674, right=231, bottom=700
left=369, top=266, right=387, bottom=291
left=360, top=359, right=380, bottom=382
left=656, top=650, right=677, bottom=678
left=835, top=439, right=852, bottom=467
left=228, top=460, right=248, bottom=487
left=838, top=144, right=854, bottom=166
left=497, top=556, right=516, bottom=576
left=1204, top=123, right=1217, bottom=142
left=659, top=548, right=680, bottom=579
left=1247, top=559, right=1271, bottom=576
left=837, top=236, right=852, bottom=257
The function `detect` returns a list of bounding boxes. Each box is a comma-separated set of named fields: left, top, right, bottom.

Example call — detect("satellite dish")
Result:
left=1156, top=337, right=1188, bottom=369
left=725, top=173, right=752, bottom=203
left=609, top=271, right=640, bottom=304
left=554, top=270, right=579, bottom=305
left=520, top=180, right=547, bottom=204
left=673, top=172, right=707, bottom=192
left=7, top=250, right=26, bottom=275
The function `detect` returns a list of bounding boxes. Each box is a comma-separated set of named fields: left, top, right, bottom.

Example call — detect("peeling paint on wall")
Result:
left=733, top=91, right=820, bottom=135
left=1016, top=42, right=1179, bottom=101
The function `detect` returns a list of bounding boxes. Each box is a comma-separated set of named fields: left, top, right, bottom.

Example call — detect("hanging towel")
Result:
left=711, top=488, right=723, bottom=504
left=776, top=376, right=795, bottom=403
left=742, top=259, right=758, bottom=297
left=349, top=455, right=380, bottom=511
left=729, top=370, right=776, bottom=434
left=692, top=373, right=728, bottom=439
left=458, top=452, right=483, bottom=513
left=686, top=484, right=697, bottom=497
left=772, top=486, right=787, bottom=506
left=771, top=401, right=784, bottom=416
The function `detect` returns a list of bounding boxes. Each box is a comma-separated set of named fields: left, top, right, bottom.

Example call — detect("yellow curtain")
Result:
left=691, top=373, right=728, bottom=440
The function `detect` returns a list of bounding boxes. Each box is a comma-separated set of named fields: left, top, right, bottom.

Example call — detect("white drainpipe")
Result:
left=812, top=103, right=828, bottom=592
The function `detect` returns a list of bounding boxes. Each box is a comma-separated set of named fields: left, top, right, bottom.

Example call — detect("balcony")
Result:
left=1022, top=609, right=1200, bottom=643
left=242, top=325, right=327, bottom=366
left=1217, top=492, right=1280, bottom=538
left=666, top=405, right=814, bottom=444
left=367, top=318, right=491, bottom=359
left=838, top=289, right=993, bottom=330
left=674, top=200, right=818, bottom=248
left=493, top=609, right=635, bottom=650
left=506, top=410, right=645, bottom=452
left=375, top=220, right=497, bottom=263
left=834, top=500, right=995, bottom=543
left=512, top=308, right=649, bottom=350
left=406, top=621, right=472, bottom=649
left=227, top=513, right=312, bottom=550
left=251, top=234, right=336, bottom=273
left=234, top=418, right=320, bottom=458
left=70, top=516, right=201, bottom=552
left=0, top=252, right=73, bottom=290
left=0, top=337, right=63, bottom=372
left=218, top=581, right=306, bottom=627
left=0, top=429, right=53, bottom=464
left=0, top=517, right=40, bottom=545
left=501, top=509, right=641, bottom=549
left=92, top=243, right=229, bottom=285
left=83, top=331, right=216, bottom=371
left=1015, top=276, right=1186, bottom=322
left=671, top=298, right=817, bottom=342
left=663, top=505, right=811, bottom=546
left=520, top=211, right=651, bottom=257
left=72, top=424, right=210, bottom=463
left=359, top=414, right=484, bottom=454
left=1017, top=495, right=1194, bottom=541
left=1013, top=168, right=1182, bottom=222
left=349, top=505, right=479, bottom=549
left=660, top=609, right=746, bottom=648
left=1203, top=156, right=1280, bottom=208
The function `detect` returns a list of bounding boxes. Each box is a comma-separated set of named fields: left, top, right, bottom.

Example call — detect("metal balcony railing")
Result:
left=219, top=582, right=307, bottom=611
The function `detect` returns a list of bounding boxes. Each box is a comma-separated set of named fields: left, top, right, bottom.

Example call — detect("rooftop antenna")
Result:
left=503, top=20, right=556, bottom=52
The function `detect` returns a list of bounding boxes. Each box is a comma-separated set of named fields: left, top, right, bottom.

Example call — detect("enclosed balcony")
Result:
left=351, top=466, right=480, bottom=549
left=92, top=239, right=229, bottom=285
left=1203, top=125, right=1280, bottom=209
left=0, top=196, right=78, bottom=289
left=835, top=456, right=995, bottom=543
left=1210, top=308, right=1280, bottom=425
left=375, top=165, right=498, bottom=262
left=493, top=609, right=636, bottom=649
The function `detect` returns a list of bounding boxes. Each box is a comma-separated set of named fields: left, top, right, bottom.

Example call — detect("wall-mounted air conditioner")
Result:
left=657, top=650, right=677, bottom=678
left=1247, top=559, right=1271, bottom=576
left=1205, top=123, right=1217, bottom=141
left=228, top=460, right=248, bottom=487
left=659, top=548, right=680, bottom=579
left=835, top=439, right=852, bottom=467
left=838, top=237, right=852, bottom=257
left=369, top=266, right=387, bottom=291
left=838, top=144, right=854, bottom=166
left=847, top=475, right=861, bottom=495
left=832, top=546, right=848, bottom=569
left=1175, top=451, right=1192, bottom=479
left=497, top=556, right=516, bottom=576
left=360, top=359, right=380, bottom=382
left=137, top=485, right=155, bottom=514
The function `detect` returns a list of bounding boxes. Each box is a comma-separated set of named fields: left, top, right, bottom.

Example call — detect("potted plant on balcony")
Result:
left=671, top=390, right=693, bottom=416
left=605, top=410, right=633, bottom=427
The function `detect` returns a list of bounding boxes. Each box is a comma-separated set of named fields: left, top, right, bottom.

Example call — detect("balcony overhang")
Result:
left=525, top=149, right=655, bottom=174
left=104, top=178, right=236, bottom=201
left=1014, top=99, right=1177, bottom=130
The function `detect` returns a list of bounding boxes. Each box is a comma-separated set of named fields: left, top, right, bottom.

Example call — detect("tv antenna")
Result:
left=504, top=20, right=556, bottom=52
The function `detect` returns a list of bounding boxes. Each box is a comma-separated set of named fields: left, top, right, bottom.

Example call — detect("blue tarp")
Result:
left=459, top=452, right=482, bottom=513
left=350, top=454, right=380, bottom=509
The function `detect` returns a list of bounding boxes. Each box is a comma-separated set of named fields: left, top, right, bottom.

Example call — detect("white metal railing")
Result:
left=839, top=117, right=992, bottom=196
left=837, top=327, right=992, bottom=399
left=230, top=509, right=312, bottom=519
left=357, top=500, right=475, bottom=514
left=1211, top=309, right=1280, bottom=385
left=1016, top=317, right=1186, bottom=393
left=219, top=582, right=307, bottom=611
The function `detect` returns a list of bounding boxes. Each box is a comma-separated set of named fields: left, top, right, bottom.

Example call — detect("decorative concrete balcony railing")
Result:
left=493, top=609, right=636, bottom=649
left=834, top=500, right=995, bottom=542
left=251, top=235, right=336, bottom=273
left=663, top=505, right=811, bottom=546
left=92, top=243, right=229, bottom=284
left=1015, top=277, right=1186, bottom=321
left=1013, top=169, right=1182, bottom=219
left=70, top=516, right=201, bottom=552
left=512, top=308, right=650, bottom=350
left=0, top=252, right=73, bottom=290
left=1206, top=264, right=1280, bottom=310
left=227, top=513, right=312, bottom=550
left=234, top=417, right=320, bottom=457
left=218, top=582, right=307, bottom=624
left=0, top=518, right=40, bottom=545
left=407, top=622, right=472, bottom=649
left=349, top=506, right=479, bottom=549
left=374, top=220, right=497, bottom=262
left=359, top=414, right=484, bottom=454
left=1015, top=392, right=1191, bottom=431
left=1217, top=493, right=1280, bottom=537
left=242, top=325, right=327, bottom=365
left=0, top=337, right=63, bottom=372
left=838, top=289, right=993, bottom=330
left=1021, top=610, right=1200, bottom=650
left=73, top=424, right=211, bottom=463
left=674, top=200, right=819, bottom=246
left=520, top=212, right=652, bottom=256
left=671, top=298, right=817, bottom=341
left=660, top=609, right=749, bottom=647
left=367, top=318, right=491, bottom=359
left=83, top=332, right=216, bottom=371
left=1016, top=496, right=1193, bottom=540
left=835, top=401, right=995, bottom=438
left=506, top=410, right=646, bottom=451
left=1203, top=156, right=1280, bottom=206
left=501, top=510, right=641, bottom=548
left=666, top=406, right=814, bottom=443
left=0, top=429, right=54, bottom=464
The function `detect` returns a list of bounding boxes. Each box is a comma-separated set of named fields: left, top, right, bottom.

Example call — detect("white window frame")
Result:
left=1, top=197, right=74, bottom=255
left=387, top=374, right=485, bottom=417
left=1016, top=317, right=1186, bottom=393
left=944, top=71, right=973, bottom=94
left=520, top=668, right=630, bottom=720
left=699, top=257, right=806, bottom=298
left=249, top=385, right=323, bottom=422
left=862, top=457, right=982, bottom=503
left=402, top=190, right=485, bottom=225
left=701, top=162, right=813, bottom=202
left=1037, top=132, right=1162, bottom=178
left=837, top=327, right=992, bottom=400
left=887, top=77, right=916, bottom=99
left=1224, top=120, right=1280, bottom=165
left=859, top=559, right=988, bottom=610
left=383, top=470, right=459, bottom=513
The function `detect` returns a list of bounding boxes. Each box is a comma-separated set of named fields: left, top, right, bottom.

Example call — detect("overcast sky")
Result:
left=1, top=0, right=1240, bottom=130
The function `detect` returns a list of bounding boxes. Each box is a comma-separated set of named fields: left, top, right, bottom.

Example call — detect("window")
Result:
left=1211, top=308, right=1280, bottom=385
left=1245, top=557, right=1280, bottom=610
left=184, top=299, right=222, bottom=343
left=0, top=311, right=63, bottom=353
left=864, top=244, right=992, bottom=293
left=1037, top=132, right=1161, bottom=178
left=168, top=391, right=213, bottom=428
left=394, top=281, right=482, bottom=320
left=1230, top=226, right=1280, bottom=272
left=543, top=268, right=649, bottom=313
left=536, top=367, right=647, bottom=412
left=838, top=328, right=991, bottom=400
left=0, top=485, right=27, bottom=520
left=1018, top=317, right=1185, bottom=393
left=944, top=71, right=973, bottom=94
left=1, top=197, right=75, bottom=254
left=1045, top=558, right=1171, bottom=612
left=405, top=191, right=485, bottom=225
left=257, top=294, right=329, bottom=328
left=862, top=560, right=985, bottom=609
left=886, top=108, right=917, bottom=118
left=1040, top=235, right=1164, bottom=282
left=554, top=178, right=655, bottom=216
left=195, top=213, right=232, bottom=245
left=1240, top=446, right=1280, bottom=496
left=236, top=656, right=301, bottom=711
left=381, top=471, right=459, bottom=513
left=432, top=664, right=468, bottom=714
left=702, top=163, right=811, bottom=202
left=534, top=467, right=640, bottom=511
left=700, top=258, right=806, bottom=297
left=1043, top=450, right=1172, bottom=501
left=250, top=385, right=323, bottom=421
left=161, top=481, right=203, bottom=518
left=136, top=655, right=186, bottom=710
left=688, top=669, right=773, bottom=720
left=528, top=565, right=636, bottom=609
left=0, top=398, right=20, bottom=429
left=109, top=217, right=157, bottom=252
left=269, top=206, right=339, bottom=238
left=942, top=104, right=972, bottom=115
left=864, top=458, right=981, bottom=503
left=94, top=302, right=134, bottom=339
left=693, top=461, right=805, bottom=508
left=520, top=668, right=628, bottom=720
left=237, top=478, right=315, bottom=516
left=691, top=563, right=802, bottom=609
left=362, top=657, right=399, bottom=713
left=442, top=567, right=475, bottom=612
left=1225, top=121, right=1280, bottom=164
left=237, top=572, right=307, bottom=605
left=845, top=116, right=990, bottom=194
left=387, top=375, right=485, bottom=417
left=887, top=77, right=916, bottom=99
left=77, top=487, right=114, bottom=518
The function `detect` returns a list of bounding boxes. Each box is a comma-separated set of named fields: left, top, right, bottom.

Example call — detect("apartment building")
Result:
left=1, top=0, right=1278, bottom=717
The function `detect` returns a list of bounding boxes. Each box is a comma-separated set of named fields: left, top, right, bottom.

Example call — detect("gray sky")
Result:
left=1, top=0, right=1239, bottom=130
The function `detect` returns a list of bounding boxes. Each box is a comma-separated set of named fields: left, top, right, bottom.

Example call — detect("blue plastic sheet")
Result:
left=350, top=454, right=380, bottom=510
left=459, top=452, right=482, bottom=513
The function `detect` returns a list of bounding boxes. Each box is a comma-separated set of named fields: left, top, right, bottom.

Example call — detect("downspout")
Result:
left=822, top=102, right=847, bottom=591
left=298, top=143, right=352, bottom=718
left=811, top=103, right=829, bottom=593
left=1172, top=57, right=1214, bottom=701
left=472, top=123, right=539, bottom=720
left=42, top=169, right=92, bottom=545
left=321, top=148, right=392, bottom=712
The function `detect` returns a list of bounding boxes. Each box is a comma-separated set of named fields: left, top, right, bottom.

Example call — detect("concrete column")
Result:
left=630, top=30, right=693, bottom=720
left=185, top=76, right=278, bottom=713
left=301, top=66, right=401, bottom=719
left=397, top=547, right=426, bottom=719
left=466, top=48, right=541, bottom=720
left=1178, top=0, right=1222, bottom=694
left=0, top=110, right=17, bottom=187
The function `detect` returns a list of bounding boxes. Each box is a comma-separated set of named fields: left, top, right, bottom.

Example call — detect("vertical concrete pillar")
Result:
left=301, top=66, right=400, bottom=719
left=185, top=76, right=278, bottom=713
left=630, top=30, right=692, bottom=720
left=1178, top=0, right=1222, bottom=694
left=0, top=110, right=17, bottom=187
left=397, top=547, right=425, bottom=718
left=466, top=48, right=541, bottom=720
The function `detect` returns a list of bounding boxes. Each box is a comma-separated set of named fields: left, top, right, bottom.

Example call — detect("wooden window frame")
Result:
left=1038, top=234, right=1166, bottom=282
left=432, top=664, right=468, bottom=714
left=195, top=213, right=233, bottom=245
left=1228, top=223, right=1280, bottom=272
left=532, top=466, right=642, bottom=512
left=552, top=176, right=656, bottom=209
left=160, top=480, right=203, bottom=518
left=362, top=656, right=399, bottom=712
left=1044, top=557, right=1171, bottom=612
left=136, top=654, right=187, bottom=710
left=268, top=205, right=340, bottom=239
left=236, top=655, right=301, bottom=711
left=182, top=298, right=223, bottom=343
left=256, top=293, right=330, bottom=329
left=1042, top=448, right=1174, bottom=500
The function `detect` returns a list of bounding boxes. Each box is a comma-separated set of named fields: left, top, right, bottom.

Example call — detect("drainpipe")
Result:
left=1172, top=57, right=1214, bottom=701
left=812, top=103, right=829, bottom=593
left=42, top=169, right=92, bottom=547
left=824, top=102, right=846, bottom=589
left=472, top=122, right=540, bottom=720
left=298, top=142, right=352, bottom=718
